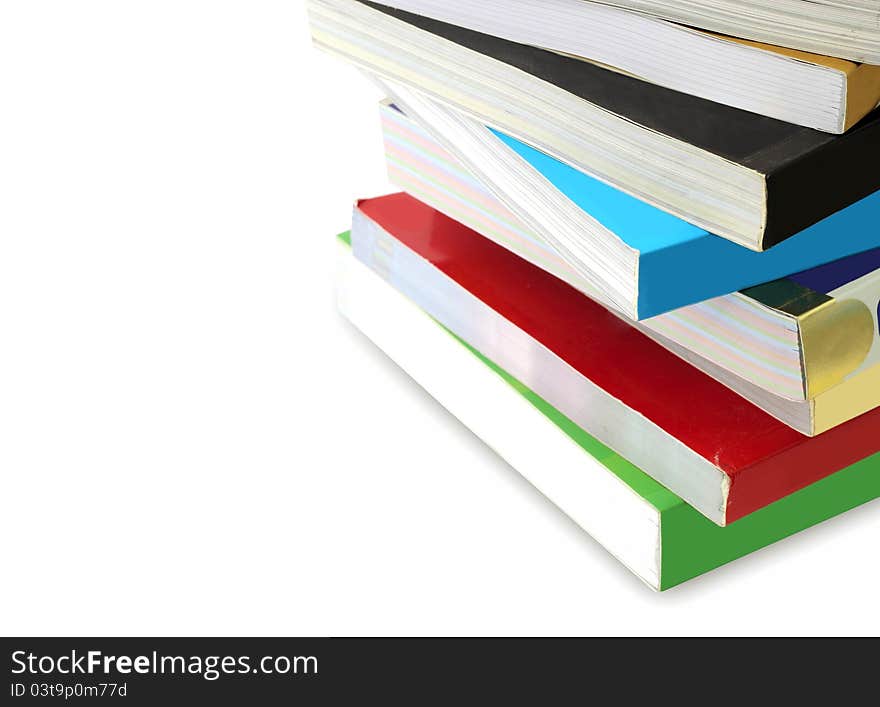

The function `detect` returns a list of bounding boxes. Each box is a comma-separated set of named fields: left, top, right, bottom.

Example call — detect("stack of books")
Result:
left=308, top=0, right=880, bottom=590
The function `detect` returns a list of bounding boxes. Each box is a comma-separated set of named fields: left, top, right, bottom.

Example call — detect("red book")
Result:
left=354, top=192, right=880, bottom=526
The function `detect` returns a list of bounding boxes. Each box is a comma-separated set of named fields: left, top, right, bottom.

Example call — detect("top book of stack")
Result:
left=597, top=0, right=880, bottom=65
left=310, top=0, right=880, bottom=251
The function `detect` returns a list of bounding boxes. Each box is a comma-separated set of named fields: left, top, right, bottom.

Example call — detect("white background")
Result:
left=1, top=1, right=878, bottom=637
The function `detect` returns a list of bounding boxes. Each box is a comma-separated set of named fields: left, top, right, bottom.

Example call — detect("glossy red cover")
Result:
left=358, top=192, right=880, bottom=524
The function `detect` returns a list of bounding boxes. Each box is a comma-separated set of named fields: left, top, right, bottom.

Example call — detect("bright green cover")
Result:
left=338, top=232, right=880, bottom=590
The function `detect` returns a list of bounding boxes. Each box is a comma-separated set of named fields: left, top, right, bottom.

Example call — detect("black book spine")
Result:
left=763, top=114, right=880, bottom=249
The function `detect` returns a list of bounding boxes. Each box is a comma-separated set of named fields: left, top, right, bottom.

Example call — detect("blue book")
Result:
left=383, top=88, right=880, bottom=320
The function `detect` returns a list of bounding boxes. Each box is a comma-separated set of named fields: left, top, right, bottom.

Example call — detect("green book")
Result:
left=337, top=231, right=880, bottom=590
